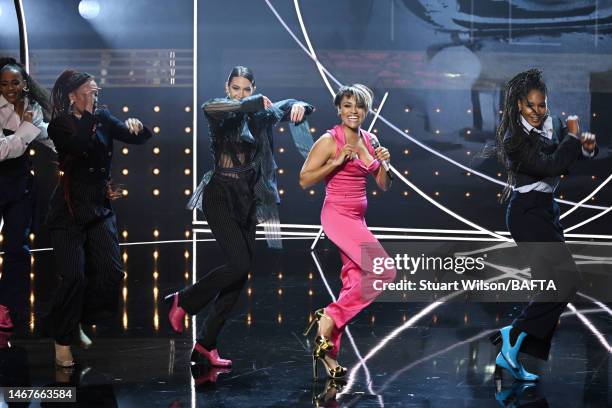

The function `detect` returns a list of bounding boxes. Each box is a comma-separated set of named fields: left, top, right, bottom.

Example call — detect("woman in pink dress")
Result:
left=299, top=84, right=396, bottom=379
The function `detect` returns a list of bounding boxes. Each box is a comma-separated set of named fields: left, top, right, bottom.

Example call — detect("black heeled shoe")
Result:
left=304, top=309, right=347, bottom=380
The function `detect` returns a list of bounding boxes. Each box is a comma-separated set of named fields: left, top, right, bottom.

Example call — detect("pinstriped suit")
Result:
left=44, top=109, right=152, bottom=345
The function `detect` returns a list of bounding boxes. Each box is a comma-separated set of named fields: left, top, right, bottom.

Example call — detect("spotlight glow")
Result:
left=78, top=0, right=100, bottom=19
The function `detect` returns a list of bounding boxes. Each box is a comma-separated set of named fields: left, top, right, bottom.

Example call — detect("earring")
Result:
left=23, top=86, right=30, bottom=93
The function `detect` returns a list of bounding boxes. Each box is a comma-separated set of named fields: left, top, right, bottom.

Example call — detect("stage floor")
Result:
left=1, top=238, right=610, bottom=407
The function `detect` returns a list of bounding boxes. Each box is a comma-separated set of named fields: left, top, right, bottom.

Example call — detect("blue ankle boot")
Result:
left=494, top=326, right=539, bottom=383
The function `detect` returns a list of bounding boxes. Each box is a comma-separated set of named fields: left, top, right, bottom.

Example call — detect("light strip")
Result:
left=560, top=173, right=612, bottom=219
left=195, top=220, right=612, bottom=240
left=564, top=204, right=612, bottom=233
left=367, top=91, right=389, bottom=133
left=293, top=0, right=335, bottom=97
left=391, top=167, right=510, bottom=241
left=264, top=0, right=609, bottom=213
left=192, top=0, right=198, bottom=226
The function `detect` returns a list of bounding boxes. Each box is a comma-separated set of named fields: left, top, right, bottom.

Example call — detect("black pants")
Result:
left=179, top=173, right=256, bottom=350
left=506, top=190, right=580, bottom=360
left=0, top=175, right=35, bottom=326
left=45, top=214, right=124, bottom=345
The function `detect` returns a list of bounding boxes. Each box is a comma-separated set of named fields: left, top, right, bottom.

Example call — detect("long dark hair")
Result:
left=226, top=65, right=255, bottom=86
left=494, top=68, right=548, bottom=202
left=0, top=57, right=51, bottom=121
left=50, top=69, right=94, bottom=119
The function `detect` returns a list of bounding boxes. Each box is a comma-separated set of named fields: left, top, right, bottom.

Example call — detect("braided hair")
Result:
left=0, top=57, right=51, bottom=121
left=50, top=69, right=94, bottom=119
left=495, top=68, right=548, bottom=202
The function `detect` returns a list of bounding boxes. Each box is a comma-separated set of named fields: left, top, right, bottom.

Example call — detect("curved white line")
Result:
left=564, top=204, right=612, bottom=233
left=560, top=173, right=612, bottom=219
left=391, top=167, right=510, bottom=241
left=293, top=0, right=335, bottom=97
left=264, top=0, right=609, bottom=213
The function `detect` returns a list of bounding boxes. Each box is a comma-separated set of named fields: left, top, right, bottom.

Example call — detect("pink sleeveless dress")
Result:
left=320, top=125, right=396, bottom=358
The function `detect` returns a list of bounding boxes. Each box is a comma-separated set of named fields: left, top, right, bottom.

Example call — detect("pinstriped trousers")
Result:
left=179, top=173, right=257, bottom=349
left=45, top=213, right=124, bottom=345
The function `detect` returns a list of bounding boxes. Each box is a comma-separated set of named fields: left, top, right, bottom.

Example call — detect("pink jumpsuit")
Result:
left=321, top=125, right=396, bottom=358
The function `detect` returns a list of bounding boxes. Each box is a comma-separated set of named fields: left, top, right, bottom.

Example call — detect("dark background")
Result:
left=0, top=0, right=610, bottom=249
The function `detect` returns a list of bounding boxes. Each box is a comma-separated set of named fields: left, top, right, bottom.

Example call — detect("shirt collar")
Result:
left=0, top=94, right=31, bottom=109
left=520, top=114, right=553, bottom=139
left=0, top=95, right=10, bottom=109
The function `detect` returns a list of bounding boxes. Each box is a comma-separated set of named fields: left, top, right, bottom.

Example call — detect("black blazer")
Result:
left=46, top=109, right=152, bottom=227
left=503, top=116, right=597, bottom=188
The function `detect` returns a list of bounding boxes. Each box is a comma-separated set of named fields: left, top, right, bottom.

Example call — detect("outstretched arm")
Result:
left=95, top=108, right=152, bottom=144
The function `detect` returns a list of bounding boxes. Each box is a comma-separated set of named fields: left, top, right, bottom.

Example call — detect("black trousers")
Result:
left=45, top=214, right=124, bottom=345
left=0, top=175, right=35, bottom=326
left=179, top=173, right=257, bottom=350
left=506, top=190, right=580, bottom=360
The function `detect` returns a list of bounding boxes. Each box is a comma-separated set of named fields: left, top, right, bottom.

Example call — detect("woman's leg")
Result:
left=81, top=215, right=125, bottom=324
left=44, top=226, right=87, bottom=367
left=179, top=179, right=256, bottom=349
left=321, top=201, right=396, bottom=358
left=506, top=195, right=579, bottom=360
left=0, top=190, right=34, bottom=327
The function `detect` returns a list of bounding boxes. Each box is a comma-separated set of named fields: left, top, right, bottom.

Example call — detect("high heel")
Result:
left=312, top=336, right=347, bottom=380
left=494, top=352, right=539, bottom=382
left=164, top=292, right=186, bottom=334
left=304, top=310, right=347, bottom=380
left=190, top=343, right=232, bottom=367
left=0, top=305, right=14, bottom=332
left=303, top=308, right=325, bottom=336
left=493, top=326, right=539, bottom=383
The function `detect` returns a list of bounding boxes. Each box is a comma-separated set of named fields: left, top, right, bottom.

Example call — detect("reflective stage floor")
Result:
left=1, top=238, right=610, bottom=407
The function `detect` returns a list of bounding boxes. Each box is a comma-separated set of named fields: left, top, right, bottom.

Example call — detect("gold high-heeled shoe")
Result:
left=304, top=309, right=347, bottom=380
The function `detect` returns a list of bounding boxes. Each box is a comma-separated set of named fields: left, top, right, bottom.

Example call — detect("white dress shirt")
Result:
left=0, top=94, right=54, bottom=162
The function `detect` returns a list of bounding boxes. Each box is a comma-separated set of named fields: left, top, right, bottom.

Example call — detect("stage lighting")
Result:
left=78, top=0, right=100, bottom=20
